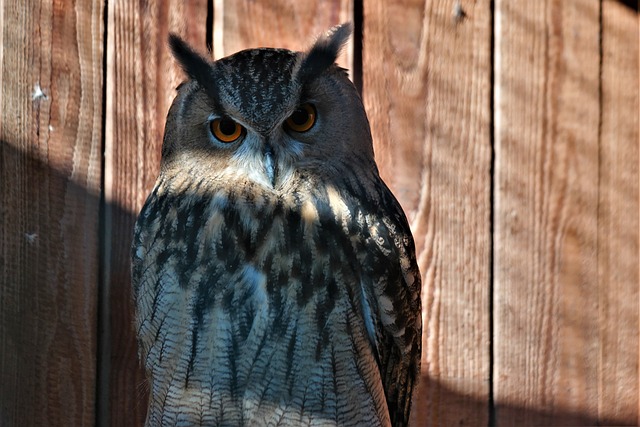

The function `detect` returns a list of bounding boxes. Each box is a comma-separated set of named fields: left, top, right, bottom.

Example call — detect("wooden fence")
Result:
left=0, top=0, right=638, bottom=426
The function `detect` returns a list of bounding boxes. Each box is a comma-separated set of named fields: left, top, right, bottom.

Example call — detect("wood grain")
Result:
left=103, top=1, right=208, bottom=425
left=0, top=0, right=103, bottom=425
left=362, top=1, right=492, bottom=425
left=494, top=0, right=638, bottom=424
left=214, top=0, right=353, bottom=70
left=0, top=1, right=635, bottom=426
left=494, top=0, right=600, bottom=424
left=598, top=1, right=639, bottom=423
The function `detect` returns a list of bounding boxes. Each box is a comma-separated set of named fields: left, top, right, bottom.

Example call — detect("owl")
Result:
left=132, top=23, right=422, bottom=427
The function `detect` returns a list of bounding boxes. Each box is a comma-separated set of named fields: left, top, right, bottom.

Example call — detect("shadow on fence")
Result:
left=3, top=138, right=638, bottom=426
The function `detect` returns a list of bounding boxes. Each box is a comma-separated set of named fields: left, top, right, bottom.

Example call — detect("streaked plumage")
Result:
left=132, top=24, right=422, bottom=427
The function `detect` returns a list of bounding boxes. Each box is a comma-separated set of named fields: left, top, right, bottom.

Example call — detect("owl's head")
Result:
left=162, top=23, right=376, bottom=192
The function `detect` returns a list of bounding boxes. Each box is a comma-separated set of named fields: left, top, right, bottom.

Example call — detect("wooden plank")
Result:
left=213, top=0, right=353, bottom=69
left=493, top=0, right=621, bottom=424
left=362, top=1, right=492, bottom=425
left=103, top=1, right=208, bottom=425
left=598, top=1, right=639, bottom=424
left=0, top=0, right=103, bottom=425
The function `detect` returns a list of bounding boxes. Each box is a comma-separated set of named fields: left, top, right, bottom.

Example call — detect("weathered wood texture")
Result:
left=103, top=0, right=208, bottom=425
left=213, top=0, right=353, bottom=70
left=0, top=1, right=638, bottom=426
left=494, top=0, right=638, bottom=425
left=0, top=0, right=103, bottom=426
left=598, top=0, right=639, bottom=423
left=362, top=0, right=492, bottom=425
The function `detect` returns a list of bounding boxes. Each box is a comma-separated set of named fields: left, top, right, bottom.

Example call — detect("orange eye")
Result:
left=210, top=117, right=243, bottom=143
left=285, top=103, right=316, bottom=132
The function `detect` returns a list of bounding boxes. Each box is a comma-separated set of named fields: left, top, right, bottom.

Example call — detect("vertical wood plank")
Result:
left=493, top=0, right=633, bottom=424
left=0, top=0, right=103, bottom=425
left=214, top=0, right=353, bottom=70
left=363, top=1, right=492, bottom=425
left=103, top=1, right=208, bottom=425
left=598, top=1, right=639, bottom=423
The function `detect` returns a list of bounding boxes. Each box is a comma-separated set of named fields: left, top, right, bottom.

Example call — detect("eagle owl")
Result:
left=132, top=23, right=422, bottom=427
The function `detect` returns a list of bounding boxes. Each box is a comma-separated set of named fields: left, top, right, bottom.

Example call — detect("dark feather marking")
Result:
left=133, top=256, right=158, bottom=304
left=176, top=198, right=209, bottom=286
left=158, top=200, right=176, bottom=241
left=319, top=365, right=327, bottom=412
left=221, top=285, right=235, bottom=309
left=252, top=214, right=274, bottom=262
left=272, top=198, right=285, bottom=218
left=310, top=262, right=325, bottom=295
left=147, top=273, right=166, bottom=325
left=174, top=199, right=191, bottom=235
left=185, top=329, right=197, bottom=388
left=314, top=276, right=338, bottom=352
left=223, top=196, right=258, bottom=260
left=344, top=310, right=379, bottom=411
left=134, top=185, right=161, bottom=232
left=299, top=244, right=313, bottom=271
left=270, top=299, right=287, bottom=338
left=382, top=341, right=404, bottom=425
left=153, top=193, right=172, bottom=226
left=229, top=324, right=240, bottom=400
left=242, top=330, right=271, bottom=389
left=236, top=304, right=252, bottom=341
left=188, top=273, right=222, bottom=385
left=144, top=229, right=167, bottom=272
left=312, top=191, right=361, bottom=272
left=150, top=313, right=168, bottom=357
left=284, top=327, right=298, bottom=391
left=185, top=198, right=208, bottom=254
left=216, top=226, right=242, bottom=273
left=297, top=381, right=310, bottom=423
left=186, top=270, right=221, bottom=387
left=160, top=366, right=181, bottom=419
left=142, top=309, right=170, bottom=368
left=316, top=327, right=330, bottom=361
left=290, top=255, right=302, bottom=282
left=255, top=372, right=276, bottom=413
left=276, top=266, right=289, bottom=290
left=329, top=344, right=340, bottom=422
left=262, top=254, right=286, bottom=336
left=155, top=248, right=174, bottom=273
left=283, top=208, right=303, bottom=253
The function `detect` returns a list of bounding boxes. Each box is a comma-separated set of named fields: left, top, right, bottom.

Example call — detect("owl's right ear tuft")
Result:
left=298, top=23, right=352, bottom=85
left=169, top=34, right=215, bottom=91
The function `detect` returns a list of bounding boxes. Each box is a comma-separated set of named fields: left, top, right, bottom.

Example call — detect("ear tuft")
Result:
left=298, top=23, right=352, bottom=84
left=169, top=34, right=214, bottom=89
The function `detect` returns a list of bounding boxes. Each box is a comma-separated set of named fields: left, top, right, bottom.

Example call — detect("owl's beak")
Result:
left=263, top=145, right=277, bottom=188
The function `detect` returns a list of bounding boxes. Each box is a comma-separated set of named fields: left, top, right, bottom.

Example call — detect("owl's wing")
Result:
left=359, top=184, right=422, bottom=427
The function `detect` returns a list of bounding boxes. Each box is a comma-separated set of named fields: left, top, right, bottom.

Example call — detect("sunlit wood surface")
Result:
left=0, top=0, right=637, bottom=425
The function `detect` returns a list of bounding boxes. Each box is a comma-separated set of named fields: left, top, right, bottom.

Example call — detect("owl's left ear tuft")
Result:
left=298, top=23, right=352, bottom=84
left=169, top=34, right=215, bottom=91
